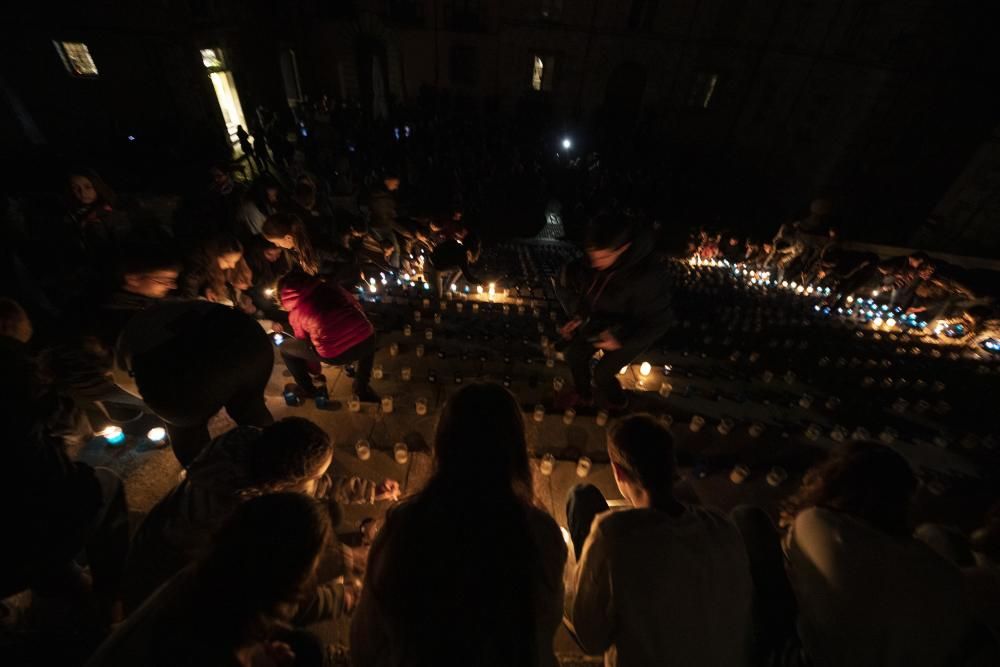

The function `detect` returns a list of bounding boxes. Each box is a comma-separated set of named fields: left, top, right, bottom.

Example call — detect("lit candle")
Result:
left=416, top=344, right=425, bottom=358
left=401, top=366, right=412, bottom=381
left=689, top=415, right=705, bottom=432
left=355, top=439, right=371, bottom=461
left=146, top=426, right=167, bottom=443
left=348, top=395, right=361, bottom=412
left=563, top=408, right=576, bottom=425
left=730, top=464, right=751, bottom=484
left=533, top=404, right=546, bottom=422
left=372, top=364, right=384, bottom=380
left=393, top=442, right=409, bottom=464
left=596, top=410, right=609, bottom=427
left=639, top=361, right=652, bottom=376
left=575, top=456, right=592, bottom=478
left=552, top=376, right=565, bottom=392
left=389, top=343, right=399, bottom=357
left=415, top=397, right=428, bottom=415
left=381, top=396, right=394, bottom=414
left=540, top=453, right=555, bottom=476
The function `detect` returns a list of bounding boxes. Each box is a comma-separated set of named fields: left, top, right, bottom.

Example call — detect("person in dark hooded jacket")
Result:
left=278, top=271, right=379, bottom=402
left=558, top=213, right=673, bottom=409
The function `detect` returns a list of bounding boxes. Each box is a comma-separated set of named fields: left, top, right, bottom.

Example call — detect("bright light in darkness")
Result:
left=562, top=137, right=572, bottom=150
left=147, top=427, right=167, bottom=442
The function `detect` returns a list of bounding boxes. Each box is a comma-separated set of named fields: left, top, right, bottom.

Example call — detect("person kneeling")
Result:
left=566, top=414, right=754, bottom=667
left=278, top=271, right=379, bottom=402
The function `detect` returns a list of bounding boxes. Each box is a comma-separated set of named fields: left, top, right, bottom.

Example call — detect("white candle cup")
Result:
left=415, top=397, right=428, bottom=416
left=403, top=324, right=412, bottom=337
left=805, top=424, right=822, bottom=441
left=851, top=427, right=871, bottom=441
left=539, top=453, right=555, bottom=476
left=414, top=311, right=422, bottom=322
left=456, top=302, right=464, bottom=313
left=717, top=418, right=734, bottom=436
left=348, top=395, right=361, bottom=412
left=552, top=376, right=565, bottom=392
left=576, top=456, right=592, bottom=478
left=659, top=414, right=674, bottom=429
left=441, top=299, right=449, bottom=309
left=830, top=426, right=847, bottom=442
left=416, top=344, right=425, bottom=358
left=689, top=415, right=705, bottom=432
left=563, top=408, right=576, bottom=425
left=389, top=343, right=399, bottom=357
left=766, top=466, right=788, bottom=487
left=798, top=394, right=813, bottom=409
left=422, top=298, right=430, bottom=309
left=393, top=442, right=409, bottom=464
left=730, top=464, right=751, bottom=484
left=401, top=366, right=412, bottom=381
left=658, top=381, right=672, bottom=397
left=381, top=396, right=394, bottom=414
left=433, top=313, right=442, bottom=324
left=748, top=422, right=765, bottom=438
left=424, top=328, right=433, bottom=341
left=545, top=357, right=555, bottom=368
left=372, top=364, right=384, bottom=380
left=355, top=439, right=371, bottom=461
left=533, top=404, right=546, bottom=422
left=472, top=303, right=479, bottom=313
left=596, top=410, right=609, bottom=427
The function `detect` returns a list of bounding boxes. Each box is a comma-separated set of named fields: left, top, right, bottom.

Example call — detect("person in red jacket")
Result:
left=278, top=271, right=379, bottom=402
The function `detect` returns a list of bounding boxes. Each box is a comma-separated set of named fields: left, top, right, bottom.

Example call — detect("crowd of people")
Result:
left=2, top=98, right=999, bottom=666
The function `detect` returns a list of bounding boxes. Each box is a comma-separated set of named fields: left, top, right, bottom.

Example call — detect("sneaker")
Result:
left=355, top=385, right=380, bottom=403
left=284, top=382, right=319, bottom=399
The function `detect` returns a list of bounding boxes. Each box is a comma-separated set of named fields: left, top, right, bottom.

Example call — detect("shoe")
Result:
left=285, top=382, right=319, bottom=399
left=355, top=385, right=380, bottom=403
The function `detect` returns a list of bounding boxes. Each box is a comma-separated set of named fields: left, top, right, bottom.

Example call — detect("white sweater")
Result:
left=566, top=505, right=753, bottom=667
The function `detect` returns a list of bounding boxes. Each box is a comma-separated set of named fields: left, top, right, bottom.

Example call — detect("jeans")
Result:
left=566, top=484, right=610, bottom=560
left=564, top=336, right=645, bottom=406
left=281, top=334, right=376, bottom=394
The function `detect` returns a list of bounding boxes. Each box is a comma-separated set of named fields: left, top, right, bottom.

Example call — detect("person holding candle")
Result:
left=87, top=493, right=335, bottom=667
left=122, top=417, right=398, bottom=615
left=177, top=233, right=255, bottom=313
left=243, top=235, right=294, bottom=326
left=559, top=213, right=673, bottom=411
left=565, top=414, right=754, bottom=667
left=277, top=270, right=380, bottom=403
left=351, top=383, right=567, bottom=667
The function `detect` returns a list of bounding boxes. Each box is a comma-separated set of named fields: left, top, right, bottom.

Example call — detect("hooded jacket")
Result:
left=574, top=227, right=673, bottom=351
left=280, top=273, right=373, bottom=359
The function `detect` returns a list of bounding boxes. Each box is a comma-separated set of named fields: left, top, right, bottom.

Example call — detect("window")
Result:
left=531, top=54, right=554, bottom=92
left=199, top=47, right=248, bottom=148
left=54, top=41, right=98, bottom=77
left=450, top=44, right=478, bottom=86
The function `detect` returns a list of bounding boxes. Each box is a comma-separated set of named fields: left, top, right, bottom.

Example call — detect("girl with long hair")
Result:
left=263, top=212, right=356, bottom=284
left=351, top=383, right=566, bottom=667
left=178, top=233, right=254, bottom=312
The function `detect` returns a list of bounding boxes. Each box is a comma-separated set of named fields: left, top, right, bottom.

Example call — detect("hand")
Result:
left=559, top=318, right=583, bottom=340
left=375, top=479, right=401, bottom=502
left=342, top=577, right=363, bottom=614
left=239, top=295, right=256, bottom=314
left=593, top=330, right=622, bottom=351
left=271, top=322, right=284, bottom=334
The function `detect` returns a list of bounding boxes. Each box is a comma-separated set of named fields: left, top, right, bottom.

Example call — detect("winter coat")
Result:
left=280, top=274, right=373, bottom=359
left=572, top=228, right=673, bottom=351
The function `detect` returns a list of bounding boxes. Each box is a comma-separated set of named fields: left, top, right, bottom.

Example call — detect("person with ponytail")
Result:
left=262, top=212, right=357, bottom=285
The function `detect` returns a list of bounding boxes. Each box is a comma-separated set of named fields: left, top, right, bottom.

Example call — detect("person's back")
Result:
left=571, top=505, right=752, bottom=667
left=280, top=271, right=373, bottom=359
left=787, top=507, right=971, bottom=667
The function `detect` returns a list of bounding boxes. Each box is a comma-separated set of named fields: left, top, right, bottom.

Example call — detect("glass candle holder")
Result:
left=563, top=408, right=576, bottom=425
left=766, top=466, right=788, bottom=487
left=730, top=464, right=751, bottom=484
left=403, top=324, right=412, bottom=337
left=422, top=298, right=430, bottom=309
left=717, top=418, right=734, bottom=436
left=393, top=442, right=409, bottom=464
left=389, top=343, right=399, bottom=357
left=414, top=311, right=422, bottom=322
left=689, top=415, right=705, bottom=432
left=533, top=404, right=546, bottom=422
left=433, top=313, right=441, bottom=324
left=595, top=410, right=609, bottom=427
left=372, top=364, right=384, bottom=380
left=540, top=453, right=555, bottom=476
left=424, top=328, right=433, bottom=341
left=415, top=397, right=428, bottom=416
left=355, top=439, right=371, bottom=461
left=401, top=366, right=412, bottom=381
left=798, top=394, right=813, bottom=409
left=381, top=396, right=394, bottom=414
left=456, top=302, right=464, bottom=313
left=658, top=381, right=672, bottom=397
left=575, top=456, right=592, bottom=478
left=552, top=376, right=565, bottom=392
left=416, top=344, right=425, bottom=358
left=348, top=395, right=361, bottom=412
left=748, top=422, right=764, bottom=438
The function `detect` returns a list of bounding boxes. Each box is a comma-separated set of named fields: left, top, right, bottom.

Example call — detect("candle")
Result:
left=533, top=404, right=546, bottom=422
left=879, top=428, right=897, bottom=444
left=717, top=418, right=734, bottom=436
left=416, top=344, right=425, bottom=358
left=456, top=302, right=464, bottom=313
left=830, top=425, right=847, bottom=442
left=348, top=395, right=361, bottom=412
left=639, top=361, right=652, bottom=376
left=372, top=364, right=384, bottom=380
left=545, top=357, right=555, bottom=368
left=552, top=376, right=565, bottom=392
left=540, top=453, right=555, bottom=476
left=658, top=381, right=672, bottom=397
left=805, top=424, right=822, bottom=441
left=563, top=408, right=576, bottom=425
left=729, top=464, right=751, bottom=484
left=433, top=313, right=441, bottom=324
left=424, top=328, right=433, bottom=341
left=389, top=343, right=399, bottom=357
left=403, top=324, right=412, bottom=337
left=748, top=422, right=764, bottom=438
left=596, top=410, right=609, bottom=427
left=422, top=298, right=430, bottom=309
left=576, top=456, right=592, bottom=478
left=766, top=466, right=788, bottom=487
left=689, top=415, right=705, bottom=432
left=414, top=311, right=422, bottom=322
left=146, top=426, right=167, bottom=443
left=99, top=425, right=125, bottom=446
left=401, top=366, right=412, bottom=381
left=415, top=397, right=428, bottom=416
left=798, top=394, right=813, bottom=409
left=472, top=303, right=479, bottom=313
left=393, top=442, right=409, bottom=464
left=355, top=439, right=371, bottom=460
left=381, top=396, right=394, bottom=414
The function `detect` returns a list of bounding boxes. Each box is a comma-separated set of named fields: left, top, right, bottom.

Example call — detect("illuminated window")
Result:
left=199, top=47, right=248, bottom=148
left=54, top=41, right=98, bottom=77
left=531, top=55, right=554, bottom=91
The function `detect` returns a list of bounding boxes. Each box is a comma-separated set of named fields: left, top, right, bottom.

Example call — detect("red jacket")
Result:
left=280, top=275, right=374, bottom=359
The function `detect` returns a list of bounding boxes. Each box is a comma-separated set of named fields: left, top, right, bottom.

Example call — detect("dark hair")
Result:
left=781, top=441, right=916, bottom=536
left=431, top=383, right=532, bottom=501
left=263, top=213, right=319, bottom=275
left=365, top=383, right=539, bottom=666
left=0, top=298, right=29, bottom=340
left=245, top=418, right=333, bottom=495
left=607, top=414, right=676, bottom=506
left=117, top=245, right=182, bottom=281
left=584, top=212, right=634, bottom=251
left=191, top=233, right=246, bottom=299
left=67, top=167, right=117, bottom=209
left=172, top=493, right=331, bottom=657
